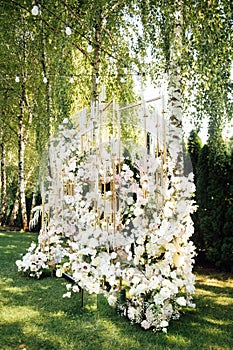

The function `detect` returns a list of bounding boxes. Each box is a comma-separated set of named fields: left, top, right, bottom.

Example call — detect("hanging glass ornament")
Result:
left=65, top=26, right=72, bottom=36
left=31, top=5, right=39, bottom=16
left=87, top=43, right=92, bottom=53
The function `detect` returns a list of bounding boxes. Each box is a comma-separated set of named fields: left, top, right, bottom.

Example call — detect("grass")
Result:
left=0, top=231, right=233, bottom=350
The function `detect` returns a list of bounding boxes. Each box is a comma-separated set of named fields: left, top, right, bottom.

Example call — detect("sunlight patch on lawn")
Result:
left=195, top=287, right=212, bottom=296
left=0, top=232, right=13, bottom=238
left=96, top=319, right=141, bottom=348
left=214, top=296, right=233, bottom=306
left=0, top=306, right=40, bottom=323
left=202, top=318, right=230, bottom=334
left=0, top=277, right=14, bottom=286
left=204, top=317, right=232, bottom=326
left=196, top=273, right=233, bottom=288
left=22, top=323, right=45, bottom=336
left=6, top=244, right=18, bottom=249
left=3, top=285, right=30, bottom=294
left=204, top=278, right=233, bottom=288
left=50, top=310, right=66, bottom=318
left=164, top=333, right=191, bottom=347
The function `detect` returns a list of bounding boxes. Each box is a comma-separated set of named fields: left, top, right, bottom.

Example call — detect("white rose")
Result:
left=176, top=296, right=187, bottom=306
left=134, top=207, right=143, bottom=216
left=160, top=320, right=169, bottom=328
left=55, top=269, right=63, bottom=278
left=141, top=320, right=151, bottom=330
left=72, top=285, right=80, bottom=293
left=111, top=252, right=117, bottom=259
left=63, top=292, right=71, bottom=298
left=107, top=295, right=117, bottom=307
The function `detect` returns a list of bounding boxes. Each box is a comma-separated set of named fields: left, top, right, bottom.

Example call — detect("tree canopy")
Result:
left=0, top=0, right=232, bottom=235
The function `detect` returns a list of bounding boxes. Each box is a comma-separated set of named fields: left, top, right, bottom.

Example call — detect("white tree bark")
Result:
left=18, top=93, right=28, bottom=231
left=167, top=2, right=184, bottom=177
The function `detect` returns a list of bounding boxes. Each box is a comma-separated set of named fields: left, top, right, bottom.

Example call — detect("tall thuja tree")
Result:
left=196, top=137, right=232, bottom=270
left=205, top=136, right=230, bottom=268
left=196, top=144, right=210, bottom=260
left=222, top=147, right=233, bottom=272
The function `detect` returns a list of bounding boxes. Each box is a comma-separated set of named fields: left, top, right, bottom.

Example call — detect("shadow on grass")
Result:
left=1, top=231, right=233, bottom=350
left=1, top=322, right=59, bottom=350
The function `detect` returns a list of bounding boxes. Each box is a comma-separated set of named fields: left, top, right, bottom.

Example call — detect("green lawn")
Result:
left=0, top=230, right=233, bottom=350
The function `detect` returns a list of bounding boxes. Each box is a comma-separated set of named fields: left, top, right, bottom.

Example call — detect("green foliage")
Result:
left=203, top=138, right=231, bottom=270
left=186, top=130, right=202, bottom=250
left=222, top=150, right=233, bottom=269
left=0, top=0, right=142, bottom=228
left=189, top=130, right=233, bottom=272
left=140, top=0, right=233, bottom=125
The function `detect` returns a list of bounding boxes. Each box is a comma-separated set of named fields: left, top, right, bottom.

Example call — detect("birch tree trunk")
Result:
left=9, top=188, right=19, bottom=227
left=167, top=0, right=184, bottom=178
left=0, top=141, right=7, bottom=225
left=41, top=21, right=53, bottom=138
left=18, top=85, right=28, bottom=231
left=9, top=167, right=33, bottom=227
left=15, top=19, right=35, bottom=231
left=91, top=10, right=102, bottom=104
left=29, top=185, right=37, bottom=223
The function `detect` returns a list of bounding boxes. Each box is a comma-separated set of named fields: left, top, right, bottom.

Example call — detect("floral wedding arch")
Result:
left=17, top=88, right=196, bottom=332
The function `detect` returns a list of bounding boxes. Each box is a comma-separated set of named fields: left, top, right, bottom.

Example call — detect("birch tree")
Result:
left=139, top=0, right=232, bottom=164
left=166, top=0, right=185, bottom=176
left=0, top=139, right=7, bottom=225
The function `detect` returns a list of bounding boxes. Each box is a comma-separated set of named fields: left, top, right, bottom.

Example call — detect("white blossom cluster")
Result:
left=16, top=241, right=64, bottom=278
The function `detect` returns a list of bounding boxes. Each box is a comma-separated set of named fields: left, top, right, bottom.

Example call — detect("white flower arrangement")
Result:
left=16, top=243, right=48, bottom=278
left=16, top=118, right=196, bottom=332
